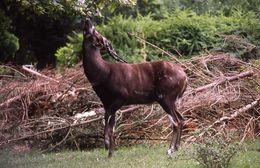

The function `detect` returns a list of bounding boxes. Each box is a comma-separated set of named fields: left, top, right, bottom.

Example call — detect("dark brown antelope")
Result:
left=82, top=18, right=188, bottom=157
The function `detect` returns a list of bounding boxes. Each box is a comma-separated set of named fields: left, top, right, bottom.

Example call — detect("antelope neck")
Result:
left=83, top=37, right=110, bottom=85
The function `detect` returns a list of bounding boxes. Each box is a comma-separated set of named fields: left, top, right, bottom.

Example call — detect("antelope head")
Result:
left=83, top=18, right=95, bottom=38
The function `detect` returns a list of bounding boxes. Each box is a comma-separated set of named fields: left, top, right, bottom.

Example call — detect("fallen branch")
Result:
left=0, top=65, right=26, bottom=78
left=193, top=70, right=254, bottom=93
left=240, top=117, right=254, bottom=143
left=0, top=95, right=23, bottom=109
left=6, top=116, right=103, bottom=144
left=22, top=65, right=59, bottom=83
left=5, top=105, right=142, bottom=144
left=187, top=96, right=259, bottom=141
left=0, top=82, right=49, bottom=108
left=211, top=97, right=260, bottom=126
left=120, top=106, right=141, bottom=113
left=1, top=53, right=259, bottom=149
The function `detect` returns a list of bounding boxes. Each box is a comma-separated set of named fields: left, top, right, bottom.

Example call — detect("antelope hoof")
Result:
left=167, top=149, right=174, bottom=157
left=108, top=151, right=113, bottom=158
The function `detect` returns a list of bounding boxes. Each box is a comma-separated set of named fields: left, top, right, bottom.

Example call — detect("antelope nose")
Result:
left=85, top=18, right=91, bottom=24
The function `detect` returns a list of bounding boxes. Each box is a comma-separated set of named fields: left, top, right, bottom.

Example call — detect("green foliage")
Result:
left=212, top=9, right=260, bottom=59
left=137, top=0, right=260, bottom=16
left=98, top=14, right=162, bottom=62
left=17, top=0, right=136, bottom=17
left=194, top=138, right=239, bottom=168
left=55, top=9, right=260, bottom=66
left=55, top=32, right=82, bottom=67
left=0, top=10, right=19, bottom=62
left=153, top=10, right=217, bottom=57
left=0, top=0, right=136, bottom=67
left=230, top=140, right=260, bottom=168
left=0, top=31, right=19, bottom=61
left=100, top=9, right=260, bottom=60
left=230, top=9, right=260, bottom=44
left=0, top=9, right=11, bottom=31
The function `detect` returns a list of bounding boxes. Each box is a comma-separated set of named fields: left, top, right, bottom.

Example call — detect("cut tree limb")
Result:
left=0, top=65, right=27, bottom=77
left=211, top=97, right=260, bottom=126
left=193, top=70, right=254, bottom=93
left=6, top=116, right=103, bottom=143
left=22, top=65, right=59, bottom=83
left=5, top=105, right=142, bottom=144
left=0, top=82, right=49, bottom=108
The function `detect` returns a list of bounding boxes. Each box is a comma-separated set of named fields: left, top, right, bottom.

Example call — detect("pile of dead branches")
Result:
left=0, top=53, right=259, bottom=151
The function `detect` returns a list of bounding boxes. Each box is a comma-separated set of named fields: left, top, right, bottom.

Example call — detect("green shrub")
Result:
left=0, top=31, right=19, bottom=61
left=0, top=10, right=19, bottom=62
left=55, top=31, right=82, bottom=67
left=194, top=137, right=239, bottom=168
left=98, top=14, right=162, bottom=62
left=55, top=9, right=260, bottom=67
left=99, top=9, right=260, bottom=60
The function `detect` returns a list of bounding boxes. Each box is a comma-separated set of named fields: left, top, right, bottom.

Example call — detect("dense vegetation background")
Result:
left=0, top=0, right=259, bottom=68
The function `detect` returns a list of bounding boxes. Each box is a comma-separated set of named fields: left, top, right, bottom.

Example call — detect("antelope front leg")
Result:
left=104, top=112, right=116, bottom=157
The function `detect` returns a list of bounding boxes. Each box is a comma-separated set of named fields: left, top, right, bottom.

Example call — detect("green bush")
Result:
left=100, top=9, right=259, bottom=59
left=0, top=31, right=19, bottom=61
left=55, top=31, right=82, bottom=67
left=153, top=11, right=217, bottom=56
left=0, top=10, right=19, bottom=62
left=55, top=9, right=260, bottom=67
left=98, top=14, right=162, bottom=62
left=194, top=137, right=239, bottom=168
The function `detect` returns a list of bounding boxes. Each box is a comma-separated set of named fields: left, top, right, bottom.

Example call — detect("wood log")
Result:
left=212, top=97, right=260, bottom=126
left=22, top=65, right=59, bottom=83
left=194, top=70, right=254, bottom=93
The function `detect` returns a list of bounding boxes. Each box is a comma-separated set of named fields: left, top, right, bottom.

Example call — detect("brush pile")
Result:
left=0, top=53, right=259, bottom=151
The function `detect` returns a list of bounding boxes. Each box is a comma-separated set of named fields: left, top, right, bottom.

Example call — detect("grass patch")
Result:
left=229, top=140, right=260, bottom=168
left=0, top=140, right=259, bottom=168
left=0, top=144, right=200, bottom=168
